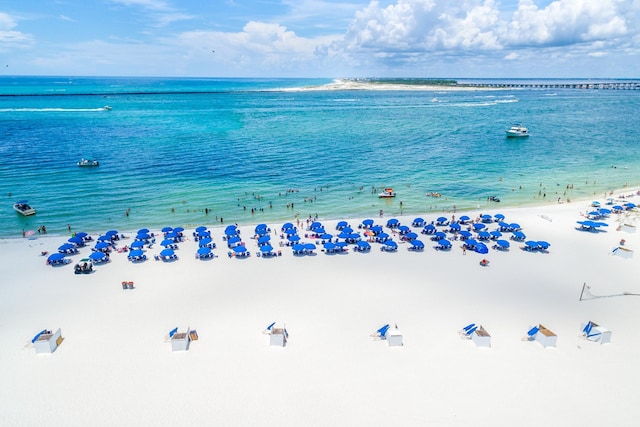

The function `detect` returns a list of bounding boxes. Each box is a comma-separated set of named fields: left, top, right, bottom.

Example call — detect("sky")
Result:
left=0, top=0, right=638, bottom=78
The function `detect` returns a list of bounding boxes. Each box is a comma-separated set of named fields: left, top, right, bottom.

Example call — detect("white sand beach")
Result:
left=1, top=190, right=640, bottom=426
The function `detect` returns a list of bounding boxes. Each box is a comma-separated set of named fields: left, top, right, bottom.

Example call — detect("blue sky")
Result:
left=1, top=0, right=638, bottom=77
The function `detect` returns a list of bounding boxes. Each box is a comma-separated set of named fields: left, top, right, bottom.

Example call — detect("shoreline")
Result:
left=7, top=184, right=639, bottom=242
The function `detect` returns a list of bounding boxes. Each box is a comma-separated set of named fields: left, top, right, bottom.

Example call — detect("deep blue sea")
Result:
left=2, top=76, right=639, bottom=238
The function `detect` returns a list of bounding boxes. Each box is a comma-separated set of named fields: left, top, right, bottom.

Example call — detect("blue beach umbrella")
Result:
left=48, top=253, right=65, bottom=262
left=162, top=226, right=173, bottom=233
left=58, top=243, right=75, bottom=251
left=161, top=239, right=176, bottom=247
left=89, top=251, right=106, bottom=261
left=130, top=240, right=145, bottom=249
left=288, top=235, right=301, bottom=243
left=361, top=219, right=374, bottom=227
left=129, top=249, right=144, bottom=258
left=459, top=215, right=471, bottom=223
left=384, top=240, right=398, bottom=248
left=357, top=241, right=371, bottom=250
left=160, top=248, right=175, bottom=258
left=258, top=235, right=271, bottom=245
left=137, top=228, right=149, bottom=234
left=197, top=247, right=211, bottom=257
left=304, top=243, right=316, bottom=251
left=336, top=221, right=348, bottom=230
left=75, top=232, right=88, bottom=239
left=173, top=227, right=184, bottom=233
left=68, top=236, right=85, bottom=246
left=233, top=245, right=248, bottom=253
left=459, top=230, right=472, bottom=239
left=371, top=225, right=384, bottom=234
left=260, top=244, right=274, bottom=253
left=496, top=240, right=510, bottom=248
left=410, top=239, right=424, bottom=248
left=449, top=223, right=461, bottom=231
left=475, top=242, right=489, bottom=254
left=95, top=241, right=111, bottom=250
left=405, top=232, right=419, bottom=241
left=195, top=226, right=207, bottom=233
left=473, top=223, right=486, bottom=231
left=97, top=235, right=112, bottom=242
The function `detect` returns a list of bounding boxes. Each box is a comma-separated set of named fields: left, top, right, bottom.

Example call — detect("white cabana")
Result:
left=384, top=326, right=403, bottom=347
left=471, top=326, right=491, bottom=348
left=534, top=324, right=557, bottom=348
left=33, top=328, right=63, bottom=354
left=581, top=321, right=612, bottom=345
left=170, top=328, right=192, bottom=352
left=613, top=246, right=633, bottom=259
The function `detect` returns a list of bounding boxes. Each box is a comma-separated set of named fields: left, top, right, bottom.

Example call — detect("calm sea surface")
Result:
left=1, top=76, right=639, bottom=238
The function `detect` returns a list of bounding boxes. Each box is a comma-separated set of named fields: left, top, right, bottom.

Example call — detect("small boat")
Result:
left=14, top=200, right=36, bottom=216
left=378, top=188, right=396, bottom=198
left=506, top=124, right=529, bottom=138
left=103, top=106, right=112, bottom=111
left=77, top=158, right=99, bottom=167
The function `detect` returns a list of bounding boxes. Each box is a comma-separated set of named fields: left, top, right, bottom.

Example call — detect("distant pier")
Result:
left=468, top=81, right=640, bottom=90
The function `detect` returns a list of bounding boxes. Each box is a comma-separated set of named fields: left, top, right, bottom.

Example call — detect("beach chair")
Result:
left=371, top=324, right=390, bottom=340
left=524, top=325, right=539, bottom=341
left=460, top=323, right=477, bottom=338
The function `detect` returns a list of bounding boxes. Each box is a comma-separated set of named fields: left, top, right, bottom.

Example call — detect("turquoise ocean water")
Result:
left=1, top=76, right=639, bottom=238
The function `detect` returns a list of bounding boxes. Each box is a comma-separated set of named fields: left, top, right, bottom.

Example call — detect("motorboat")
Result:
left=77, top=157, right=99, bottom=167
left=378, top=188, right=396, bottom=198
left=506, top=124, right=529, bottom=137
left=14, top=200, right=36, bottom=216
left=103, top=106, right=112, bottom=110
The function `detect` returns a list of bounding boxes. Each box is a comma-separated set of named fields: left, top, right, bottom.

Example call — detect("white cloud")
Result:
left=333, top=0, right=639, bottom=73
left=0, top=12, right=33, bottom=48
